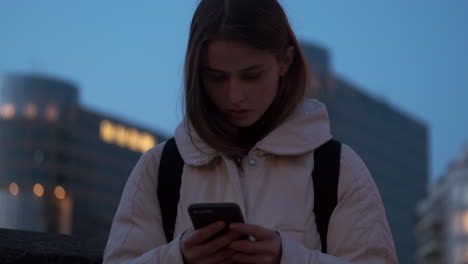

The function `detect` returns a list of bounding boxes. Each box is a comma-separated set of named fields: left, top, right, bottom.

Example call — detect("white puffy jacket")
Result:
left=103, top=99, right=398, bottom=263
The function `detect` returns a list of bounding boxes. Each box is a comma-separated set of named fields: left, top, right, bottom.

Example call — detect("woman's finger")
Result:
left=229, top=239, right=270, bottom=254
left=230, top=223, right=272, bottom=240
left=184, top=221, right=225, bottom=248
left=207, top=230, right=244, bottom=252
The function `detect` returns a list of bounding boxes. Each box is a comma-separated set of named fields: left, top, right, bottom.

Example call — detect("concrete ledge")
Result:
left=0, top=228, right=103, bottom=264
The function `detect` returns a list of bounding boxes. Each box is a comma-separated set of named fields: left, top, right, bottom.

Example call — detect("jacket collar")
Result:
left=174, top=99, right=332, bottom=166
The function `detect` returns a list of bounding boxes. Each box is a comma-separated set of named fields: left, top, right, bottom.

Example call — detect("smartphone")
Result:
left=188, top=202, right=245, bottom=239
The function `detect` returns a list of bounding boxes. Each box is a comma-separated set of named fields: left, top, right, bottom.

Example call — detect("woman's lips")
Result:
left=227, top=109, right=249, bottom=118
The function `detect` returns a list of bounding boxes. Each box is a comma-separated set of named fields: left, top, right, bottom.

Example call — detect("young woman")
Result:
left=103, top=0, right=398, bottom=263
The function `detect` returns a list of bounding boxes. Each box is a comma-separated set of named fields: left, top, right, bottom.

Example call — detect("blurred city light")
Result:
left=100, top=120, right=115, bottom=142
left=54, top=186, right=66, bottom=200
left=24, top=103, right=38, bottom=119
left=44, top=104, right=58, bottom=121
left=127, top=128, right=140, bottom=151
left=33, top=183, right=44, bottom=197
left=1, top=103, right=15, bottom=119
left=9, top=182, right=19, bottom=196
left=459, top=211, right=468, bottom=234
left=115, top=125, right=128, bottom=147
left=141, top=133, right=156, bottom=153
left=99, top=119, right=157, bottom=153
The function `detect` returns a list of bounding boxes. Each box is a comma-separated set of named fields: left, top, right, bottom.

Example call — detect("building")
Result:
left=301, top=42, right=429, bottom=264
left=0, top=73, right=167, bottom=247
left=416, top=145, right=468, bottom=264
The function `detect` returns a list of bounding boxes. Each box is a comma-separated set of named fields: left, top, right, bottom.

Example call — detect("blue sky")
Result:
left=1, top=0, right=467, bottom=180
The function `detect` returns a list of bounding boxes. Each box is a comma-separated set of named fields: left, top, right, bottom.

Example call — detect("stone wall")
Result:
left=0, top=228, right=103, bottom=264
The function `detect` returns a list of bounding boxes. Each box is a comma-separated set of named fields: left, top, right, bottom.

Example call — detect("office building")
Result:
left=0, top=73, right=166, bottom=247
left=416, top=145, right=468, bottom=264
left=301, top=42, right=429, bottom=264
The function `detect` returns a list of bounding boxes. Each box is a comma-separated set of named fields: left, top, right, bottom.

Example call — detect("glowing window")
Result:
left=127, top=128, right=140, bottom=151
left=99, top=120, right=158, bottom=153
left=54, top=186, right=66, bottom=200
left=33, top=183, right=44, bottom=197
left=9, top=182, right=19, bottom=196
left=115, top=125, right=128, bottom=147
left=45, top=104, right=59, bottom=121
left=463, top=212, right=468, bottom=234
left=140, top=133, right=156, bottom=153
left=1, top=104, right=15, bottom=119
left=100, top=120, right=115, bottom=143
left=455, top=210, right=468, bottom=234
left=24, top=103, right=38, bottom=119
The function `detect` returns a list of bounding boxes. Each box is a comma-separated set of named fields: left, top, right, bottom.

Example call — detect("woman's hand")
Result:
left=228, top=223, right=282, bottom=264
left=180, top=221, right=242, bottom=264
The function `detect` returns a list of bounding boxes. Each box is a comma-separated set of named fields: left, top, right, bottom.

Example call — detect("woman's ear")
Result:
left=280, top=46, right=295, bottom=76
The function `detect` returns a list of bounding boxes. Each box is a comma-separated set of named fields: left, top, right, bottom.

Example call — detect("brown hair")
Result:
left=184, top=0, right=311, bottom=156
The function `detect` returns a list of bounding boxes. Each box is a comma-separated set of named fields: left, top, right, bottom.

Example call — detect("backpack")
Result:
left=157, top=138, right=341, bottom=253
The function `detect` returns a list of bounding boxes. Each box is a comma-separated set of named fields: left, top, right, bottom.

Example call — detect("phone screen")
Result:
left=188, top=202, right=245, bottom=238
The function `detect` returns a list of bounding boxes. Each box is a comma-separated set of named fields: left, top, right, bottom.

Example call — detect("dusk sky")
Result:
left=1, top=0, right=467, bottom=180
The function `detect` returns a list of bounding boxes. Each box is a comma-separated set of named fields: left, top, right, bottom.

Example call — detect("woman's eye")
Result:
left=243, top=72, right=263, bottom=80
left=206, top=73, right=226, bottom=82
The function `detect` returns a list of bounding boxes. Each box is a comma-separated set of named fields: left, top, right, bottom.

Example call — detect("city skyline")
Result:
left=1, top=1, right=467, bottom=180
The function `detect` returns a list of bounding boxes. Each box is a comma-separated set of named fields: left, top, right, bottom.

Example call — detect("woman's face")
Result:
left=202, top=40, right=291, bottom=128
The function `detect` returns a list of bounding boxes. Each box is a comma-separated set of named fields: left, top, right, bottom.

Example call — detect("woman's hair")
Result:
left=184, top=0, right=311, bottom=156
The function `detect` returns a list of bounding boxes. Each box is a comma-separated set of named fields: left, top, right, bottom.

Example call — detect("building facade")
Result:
left=416, top=145, right=468, bottom=264
left=0, top=74, right=166, bottom=247
left=301, top=42, right=429, bottom=264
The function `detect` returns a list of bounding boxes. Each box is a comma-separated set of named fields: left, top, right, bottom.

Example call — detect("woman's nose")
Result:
left=227, top=79, right=246, bottom=104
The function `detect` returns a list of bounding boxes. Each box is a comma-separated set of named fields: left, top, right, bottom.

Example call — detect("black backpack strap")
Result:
left=157, top=137, right=341, bottom=248
left=157, top=138, right=184, bottom=242
left=312, top=139, right=341, bottom=253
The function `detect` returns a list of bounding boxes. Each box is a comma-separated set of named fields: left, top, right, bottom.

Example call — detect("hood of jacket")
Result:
left=174, top=98, right=332, bottom=166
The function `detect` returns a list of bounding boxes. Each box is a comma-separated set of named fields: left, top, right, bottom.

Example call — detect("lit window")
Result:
left=99, top=119, right=158, bottom=152
left=140, top=133, right=156, bottom=153
left=127, top=128, right=140, bottom=151
left=9, top=182, right=19, bottom=196
left=45, top=104, right=59, bottom=121
left=455, top=211, right=468, bottom=234
left=54, top=186, right=66, bottom=200
left=1, top=104, right=15, bottom=119
left=24, top=103, right=38, bottom=119
left=463, top=212, right=468, bottom=234
left=115, top=125, right=128, bottom=147
left=33, top=183, right=44, bottom=197
left=100, top=120, right=115, bottom=143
